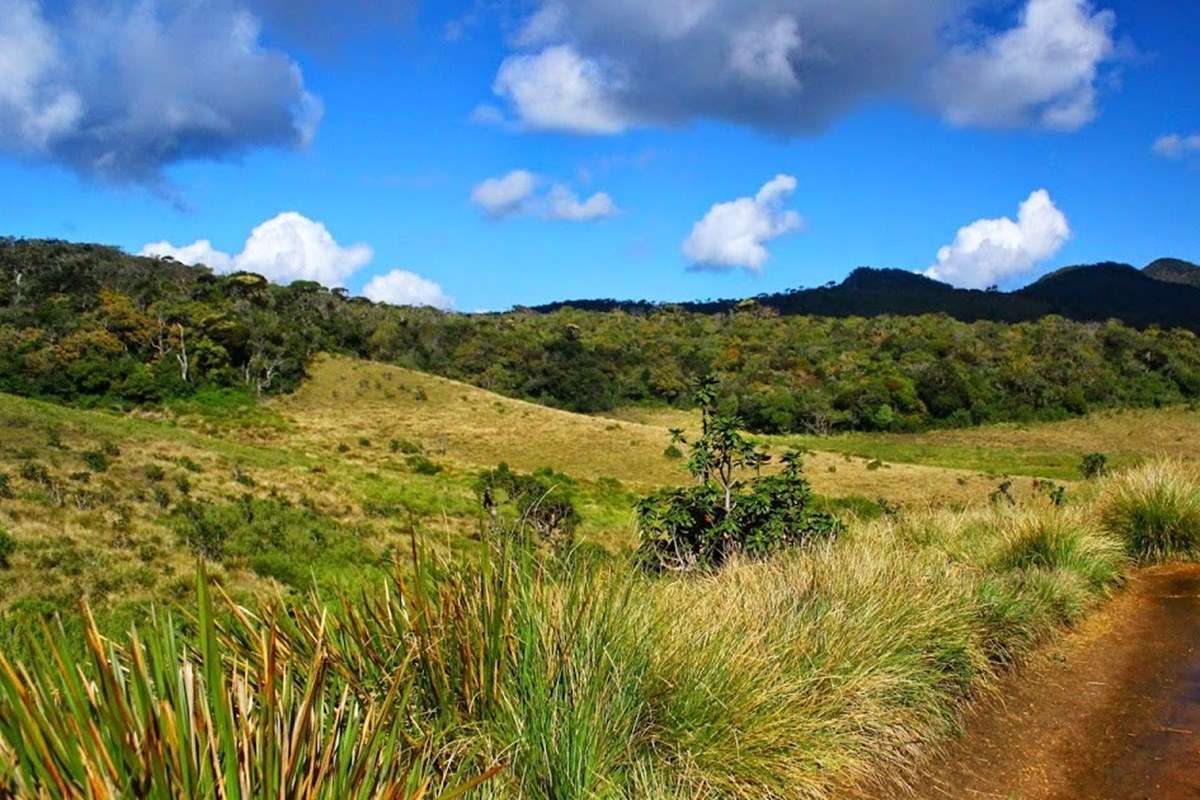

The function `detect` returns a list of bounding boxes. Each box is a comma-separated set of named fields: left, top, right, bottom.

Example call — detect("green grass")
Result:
left=7, top=460, right=1178, bottom=798
left=1099, top=460, right=1200, bottom=562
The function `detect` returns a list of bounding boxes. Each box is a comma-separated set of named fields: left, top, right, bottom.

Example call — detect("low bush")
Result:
left=476, top=464, right=580, bottom=548
left=406, top=454, right=442, bottom=475
left=0, top=527, right=15, bottom=568
left=1098, top=460, right=1200, bottom=561
left=1080, top=452, right=1109, bottom=479
left=80, top=449, right=110, bottom=472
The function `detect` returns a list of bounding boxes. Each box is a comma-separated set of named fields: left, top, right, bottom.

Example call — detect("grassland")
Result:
left=3, top=355, right=1200, bottom=797
left=9, top=458, right=1200, bottom=798
left=3, top=354, right=1198, bottom=616
left=616, top=404, right=1200, bottom=480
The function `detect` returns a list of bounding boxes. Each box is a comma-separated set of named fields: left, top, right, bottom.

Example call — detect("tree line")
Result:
left=3, top=237, right=1199, bottom=433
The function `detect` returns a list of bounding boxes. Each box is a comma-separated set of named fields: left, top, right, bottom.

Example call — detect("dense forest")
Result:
left=3, top=237, right=1200, bottom=434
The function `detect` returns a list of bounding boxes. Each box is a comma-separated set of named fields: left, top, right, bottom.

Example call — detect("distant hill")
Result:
left=1018, top=262, right=1200, bottom=330
left=1144, top=257, right=1200, bottom=288
left=533, top=261, right=1200, bottom=331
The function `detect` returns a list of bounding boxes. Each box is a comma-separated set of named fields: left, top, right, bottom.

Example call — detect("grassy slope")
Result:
left=616, top=405, right=1200, bottom=480
left=3, top=353, right=1195, bottom=614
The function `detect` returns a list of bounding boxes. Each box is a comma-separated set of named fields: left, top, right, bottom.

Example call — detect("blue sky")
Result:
left=1, top=0, right=1197, bottom=310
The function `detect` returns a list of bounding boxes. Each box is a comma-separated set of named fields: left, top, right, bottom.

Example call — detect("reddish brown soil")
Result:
left=896, top=564, right=1200, bottom=800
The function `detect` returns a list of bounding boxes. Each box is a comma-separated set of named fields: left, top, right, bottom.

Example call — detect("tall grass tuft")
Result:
left=1098, top=460, right=1200, bottom=562
left=0, top=570, right=499, bottom=799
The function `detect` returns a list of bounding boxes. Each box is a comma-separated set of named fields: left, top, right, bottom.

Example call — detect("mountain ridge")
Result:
left=530, top=259, right=1200, bottom=331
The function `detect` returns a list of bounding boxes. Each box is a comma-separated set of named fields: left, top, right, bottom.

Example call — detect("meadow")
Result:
left=0, top=354, right=1102, bottom=618
left=2, top=354, right=1199, bottom=797
left=3, top=453, right=1199, bottom=798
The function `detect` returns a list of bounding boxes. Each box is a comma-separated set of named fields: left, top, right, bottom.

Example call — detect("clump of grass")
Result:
left=0, top=572, right=499, bottom=798
left=994, top=507, right=1125, bottom=591
left=1098, top=460, right=1200, bottom=562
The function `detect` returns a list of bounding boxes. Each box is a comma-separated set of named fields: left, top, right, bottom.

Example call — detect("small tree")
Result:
left=636, top=377, right=840, bottom=573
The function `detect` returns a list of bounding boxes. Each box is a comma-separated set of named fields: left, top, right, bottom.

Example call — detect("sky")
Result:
left=0, top=0, right=1197, bottom=311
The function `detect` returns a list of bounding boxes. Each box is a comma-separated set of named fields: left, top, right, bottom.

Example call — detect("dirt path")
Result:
left=899, top=564, right=1200, bottom=800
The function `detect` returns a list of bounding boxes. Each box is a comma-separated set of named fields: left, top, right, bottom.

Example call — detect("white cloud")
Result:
left=470, top=170, right=619, bottom=221
left=1154, top=133, right=1200, bottom=160
left=140, top=211, right=373, bottom=286
left=0, top=0, right=320, bottom=185
left=932, top=0, right=1116, bottom=131
left=139, top=239, right=233, bottom=272
left=362, top=269, right=453, bottom=309
left=682, top=174, right=803, bottom=273
left=470, top=170, right=538, bottom=218
left=234, top=212, right=373, bottom=285
left=492, top=45, right=629, bottom=134
left=489, top=0, right=1120, bottom=137
left=925, top=189, right=1071, bottom=289
left=545, top=184, right=619, bottom=221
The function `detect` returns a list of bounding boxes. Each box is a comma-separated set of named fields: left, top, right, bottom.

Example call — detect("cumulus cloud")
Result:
left=925, top=189, right=1070, bottom=289
left=470, top=170, right=619, bottom=221
left=140, top=212, right=373, bottom=286
left=234, top=213, right=373, bottom=285
left=1153, top=133, right=1200, bottom=160
left=139, top=239, right=234, bottom=272
left=932, top=0, right=1116, bottom=131
left=362, top=269, right=453, bottom=309
left=0, top=0, right=320, bottom=185
left=682, top=174, right=803, bottom=273
left=487, top=0, right=1119, bottom=136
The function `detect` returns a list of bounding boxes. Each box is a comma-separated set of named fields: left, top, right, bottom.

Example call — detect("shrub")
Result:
left=476, top=464, right=580, bottom=548
left=390, top=438, right=422, bottom=454
left=1033, top=479, right=1068, bottom=507
left=81, top=449, right=110, bottom=472
left=0, top=527, right=15, bottom=568
left=663, top=444, right=683, bottom=460
left=1080, top=452, right=1109, bottom=480
left=636, top=378, right=840, bottom=572
left=173, top=500, right=229, bottom=560
left=406, top=454, right=442, bottom=476
left=337, top=442, right=351, bottom=453
left=100, top=441, right=121, bottom=457
left=153, top=487, right=171, bottom=509
left=1098, top=460, right=1200, bottom=562
left=176, top=455, right=203, bottom=473
left=144, top=464, right=166, bottom=482
left=0, top=473, right=12, bottom=499
left=19, top=462, right=50, bottom=486
left=358, top=437, right=371, bottom=448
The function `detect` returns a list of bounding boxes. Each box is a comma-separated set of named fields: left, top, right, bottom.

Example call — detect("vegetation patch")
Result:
left=1099, top=460, right=1200, bottom=562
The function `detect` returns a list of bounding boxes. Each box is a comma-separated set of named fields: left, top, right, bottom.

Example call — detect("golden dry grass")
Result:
left=273, top=356, right=1030, bottom=508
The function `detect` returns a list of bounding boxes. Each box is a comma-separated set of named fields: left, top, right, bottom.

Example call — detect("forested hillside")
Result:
left=534, top=261, right=1200, bottom=331
left=3, top=237, right=1200, bottom=434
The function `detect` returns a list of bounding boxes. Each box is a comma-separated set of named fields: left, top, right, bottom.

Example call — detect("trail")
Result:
left=898, top=564, right=1200, bottom=800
